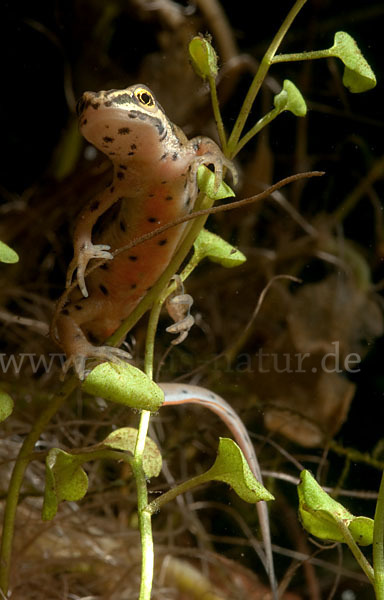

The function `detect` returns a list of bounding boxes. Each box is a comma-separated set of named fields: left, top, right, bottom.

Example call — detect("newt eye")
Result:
left=134, top=87, right=155, bottom=108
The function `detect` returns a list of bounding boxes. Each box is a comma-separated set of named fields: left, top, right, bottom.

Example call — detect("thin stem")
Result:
left=146, top=471, right=211, bottom=515
left=133, top=288, right=168, bottom=600
left=133, top=409, right=153, bottom=600
left=272, top=48, right=333, bottom=63
left=373, top=471, right=384, bottom=599
left=226, top=0, right=308, bottom=157
left=208, top=75, right=227, bottom=152
left=0, top=377, right=78, bottom=594
left=235, top=107, right=280, bottom=157
left=337, top=519, right=375, bottom=585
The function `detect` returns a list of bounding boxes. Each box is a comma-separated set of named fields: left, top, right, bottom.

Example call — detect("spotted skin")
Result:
left=55, top=84, right=230, bottom=369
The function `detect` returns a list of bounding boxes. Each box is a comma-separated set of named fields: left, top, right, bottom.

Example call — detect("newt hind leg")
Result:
left=55, top=298, right=131, bottom=380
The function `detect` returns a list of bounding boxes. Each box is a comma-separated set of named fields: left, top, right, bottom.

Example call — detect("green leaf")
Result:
left=0, top=390, right=13, bottom=422
left=42, top=449, right=88, bottom=521
left=82, top=362, right=164, bottom=411
left=197, top=165, right=235, bottom=200
left=189, top=35, right=218, bottom=80
left=274, top=80, right=307, bottom=116
left=101, top=427, right=162, bottom=478
left=298, top=470, right=373, bottom=546
left=202, top=438, right=274, bottom=504
left=0, top=241, right=19, bottom=264
left=330, top=32, right=376, bottom=93
left=194, top=229, right=246, bottom=268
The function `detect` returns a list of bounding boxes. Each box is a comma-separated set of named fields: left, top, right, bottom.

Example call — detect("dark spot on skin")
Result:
left=100, top=263, right=109, bottom=270
left=146, top=286, right=152, bottom=292
left=161, top=181, right=167, bottom=185
left=119, top=165, right=127, bottom=170
left=129, top=255, right=138, bottom=261
left=91, top=102, right=100, bottom=110
left=209, top=393, right=216, bottom=399
left=75, top=305, right=83, bottom=310
left=99, top=284, right=109, bottom=296
left=131, top=144, right=137, bottom=150
left=165, top=195, right=173, bottom=201
left=160, top=153, right=168, bottom=160
left=127, top=152, right=135, bottom=156
left=118, top=127, right=131, bottom=135
left=172, top=152, right=178, bottom=161
left=117, top=171, right=125, bottom=180
left=62, top=309, right=69, bottom=316
left=128, top=110, right=138, bottom=118
left=82, top=119, right=87, bottom=125
left=131, top=283, right=137, bottom=289
left=110, top=186, right=115, bottom=193
left=148, top=217, right=157, bottom=223
left=158, top=239, right=167, bottom=246
left=104, top=100, right=113, bottom=107
left=105, top=125, right=110, bottom=128
left=182, top=389, right=188, bottom=394
left=90, top=200, right=100, bottom=212
left=103, top=136, right=114, bottom=143
left=111, top=93, right=132, bottom=106
left=120, top=220, right=126, bottom=232
left=148, top=194, right=155, bottom=198
left=185, top=196, right=192, bottom=207
left=109, top=152, right=116, bottom=156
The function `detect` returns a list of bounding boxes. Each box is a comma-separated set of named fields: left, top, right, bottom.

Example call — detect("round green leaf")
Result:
left=298, top=470, right=373, bottom=545
left=331, top=32, right=376, bottom=93
left=0, top=390, right=14, bottom=422
left=202, top=438, right=274, bottom=504
left=274, top=80, right=307, bottom=116
left=0, top=241, right=19, bottom=264
left=194, top=229, right=246, bottom=268
left=102, top=427, right=162, bottom=478
left=43, top=449, right=88, bottom=521
left=82, top=362, right=164, bottom=411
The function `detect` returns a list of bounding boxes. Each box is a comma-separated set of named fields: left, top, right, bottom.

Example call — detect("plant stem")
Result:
left=272, top=48, right=333, bottom=63
left=373, top=471, right=384, bottom=599
left=226, top=0, right=308, bottom=157
left=146, top=471, right=210, bottom=515
left=133, top=409, right=153, bottom=600
left=134, top=292, right=166, bottom=600
left=208, top=75, right=227, bottom=152
left=235, top=107, right=280, bottom=156
left=0, top=377, right=78, bottom=594
left=337, top=519, right=375, bottom=585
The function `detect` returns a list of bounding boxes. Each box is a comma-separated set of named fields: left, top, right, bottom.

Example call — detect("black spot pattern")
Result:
left=103, top=136, right=114, bottom=143
left=118, top=127, right=131, bottom=135
left=99, top=284, right=109, bottom=296
left=90, top=200, right=100, bottom=212
left=158, top=239, right=167, bottom=246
